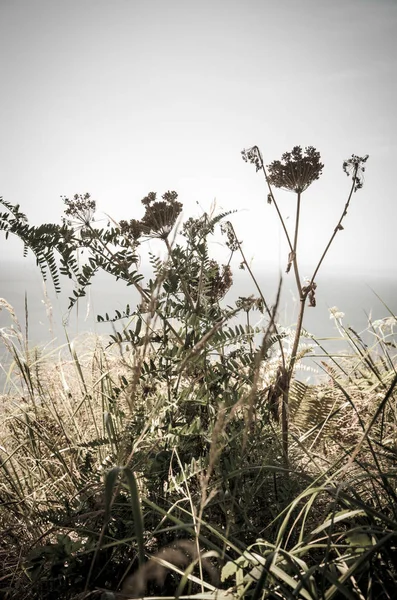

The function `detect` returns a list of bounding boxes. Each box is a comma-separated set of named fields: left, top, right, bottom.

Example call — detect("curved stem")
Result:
left=280, top=166, right=357, bottom=464
left=258, top=158, right=294, bottom=253
left=309, top=167, right=357, bottom=286
left=229, top=223, right=286, bottom=368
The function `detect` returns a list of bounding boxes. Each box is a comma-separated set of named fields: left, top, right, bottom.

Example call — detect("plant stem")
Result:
left=229, top=223, right=286, bottom=368
left=280, top=296, right=307, bottom=465
left=86, top=223, right=184, bottom=344
left=258, top=149, right=303, bottom=292
left=309, top=167, right=357, bottom=286
left=292, top=192, right=303, bottom=297
left=293, top=192, right=301, bottom=256
left=280, top=167, right=358, bottom=465
left=288, top=298, right=307, bottom=381
left=258, top=156, right=294, bottom=254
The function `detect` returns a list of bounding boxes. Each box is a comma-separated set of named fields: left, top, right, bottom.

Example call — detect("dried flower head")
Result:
left=302, top=281, right=317, bottom=307
left=236, top=295, right=264, bottom=313
left=119, top=218, right=143, bottom=242
left=181, top=215, right=212, bottom=240
left=220, top=221, right=239, bottom=251
left=140, top=190, right=183, bottom=240
left=342, top=154, right=369, bottom=192
left=241, top=146, right=263, bottom=172
left=62, top=193, right=96, bottom=230
left=207, top=261, right=233, bottom=302
left=267, top=146, right=324, bottom=193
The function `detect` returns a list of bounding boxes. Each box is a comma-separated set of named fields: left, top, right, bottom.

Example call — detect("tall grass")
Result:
left=1, top=281, right=396, bottom=599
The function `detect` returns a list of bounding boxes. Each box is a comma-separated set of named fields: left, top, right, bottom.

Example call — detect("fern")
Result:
left=290, top=380, right=337, bottom=438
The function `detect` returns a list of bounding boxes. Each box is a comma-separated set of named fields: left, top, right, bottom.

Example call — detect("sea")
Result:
left=1, top=257, right=396, bottom=387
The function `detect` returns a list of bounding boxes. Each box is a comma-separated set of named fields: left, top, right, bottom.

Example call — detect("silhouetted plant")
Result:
left=242, top=144, right=369, bottom=464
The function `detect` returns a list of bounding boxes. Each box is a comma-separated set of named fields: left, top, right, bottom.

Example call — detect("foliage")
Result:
left=1, top=151, right=397, bottom=600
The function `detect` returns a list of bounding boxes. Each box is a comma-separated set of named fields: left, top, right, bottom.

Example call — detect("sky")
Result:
left=0, top=0, right=396, bottom=277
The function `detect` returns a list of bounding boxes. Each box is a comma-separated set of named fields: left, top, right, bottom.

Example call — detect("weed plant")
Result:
left=0, top=147, right=396, bottom=600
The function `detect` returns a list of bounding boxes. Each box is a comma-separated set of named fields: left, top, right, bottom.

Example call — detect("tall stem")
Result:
left=288, top=297, right=306, bottom=381
left=309, top=168, right=357, bottom=286
left=293, top=192, right=301, bottom=256
left=281, top=296, right=307, bottom=465
left=282, top=170, right=357, bottom=463
left=229, top=223, right=286, bottom=368
left=260, top=163, right=294, bottom=254
left=292, top=192, right=303, bottom=297
left=259, top=153, right=302, bottom=294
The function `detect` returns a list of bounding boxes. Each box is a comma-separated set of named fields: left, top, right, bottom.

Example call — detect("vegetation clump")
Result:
left=1, top=145, right=397, bottom=600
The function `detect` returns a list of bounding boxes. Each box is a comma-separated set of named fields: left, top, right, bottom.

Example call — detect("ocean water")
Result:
left=1, top=257, right=396, bottom=384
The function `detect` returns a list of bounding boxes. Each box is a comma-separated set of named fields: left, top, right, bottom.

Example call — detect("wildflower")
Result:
left=236, top=295, right=264, bottom=313
left=181, top=216, right=203, bottom=240
left=236, top=295, right=256, bottom=312
left=329, top=306, right=345, bottom=320
left=241, top=146, right=263, bottom=172
left=342, top=154, right=369, bottom=192
left=373, top=316, right=396, bottom=334
left=267, top=146, right=324, bottom=193
left=207, top=261, right=233, bottom=302
left=119, top=218, right=143, bottom=242
left=140, top=191, right=183, bottom=240
left=220, top=221, right=239, bottom=251
left=182, top=214, right=215, bottom=241
left=62, top=193, right=96, bottom=232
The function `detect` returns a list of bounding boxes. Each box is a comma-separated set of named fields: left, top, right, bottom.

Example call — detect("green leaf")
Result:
left=104, top=466, right=121, bottom=520
left=122, top=467, right=145, bottom=567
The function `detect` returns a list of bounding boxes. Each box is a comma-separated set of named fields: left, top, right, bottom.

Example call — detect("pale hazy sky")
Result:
left=1, top=0, right=396, bottom=275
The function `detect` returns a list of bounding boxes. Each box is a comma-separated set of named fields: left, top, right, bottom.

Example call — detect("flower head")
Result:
left=119, top=218, right=143, bottom=242
left=236, top=295, right=264, bottom=313
left=372, top=316, right=396, bottom=335
left=140, top=190, right=183, bottom=240
left=267, top=146, right=324, bottom=193
left=62, top=193, right=96, bottom=232
left=220, top=221, right=239, bottom=251
left=241, top=146, right=263, bottom=172
left=329, top=306, right=345, bottom=321
left=342, top=154, right=369, bottom=192
left=206, top=261, right=233, bottom=302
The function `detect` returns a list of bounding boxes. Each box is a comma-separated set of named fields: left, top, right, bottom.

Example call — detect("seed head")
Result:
left=62, top=193, right=96, bottom=231
left=267, top=146, right=324, bottom=193
left=140, top=191, right=183, bottom=240
left=119, top=218, right=143, bottom=242
left=342, top=154, right=369, bottom=192
left=241, top=146, right=263, bottom=172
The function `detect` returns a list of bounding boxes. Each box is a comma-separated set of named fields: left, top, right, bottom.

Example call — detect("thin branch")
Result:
left=309, top=165, right=358, bottom=286
left=229, top=222, right=286, bottom=368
